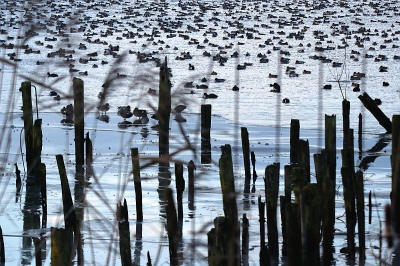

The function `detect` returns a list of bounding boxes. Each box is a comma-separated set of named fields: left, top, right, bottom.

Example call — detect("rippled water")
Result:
left=0, top=0, right=398, bottom=265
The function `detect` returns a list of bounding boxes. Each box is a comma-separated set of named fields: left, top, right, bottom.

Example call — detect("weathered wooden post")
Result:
left=297, top=139, right=310, bottom=183
left=358, top=113, right=363, bottom=152
left=165, top=188, right=179, bottom=266
left=391, top=115, right=400, bottom=235
left=358, top=92, right=392, bottom=133
left=302, top=183, right=321, bottom=265
left=56, top=155, right=77, bottom=231
left=201, top=104, right=212, bottom=164
left=355, top=170, right=365, bottom=264
left=187, top=160, right=196, bottom=210
left=21, top=81, right=34, bottom=176
left=131, top=148, right=143, bottom=222
left=265, top=163, right=280, bottom=262
left=241, top=127, right=251, bottom=194
left=158, top=56, right=171, bottom=160
left=73, top=78, right=84, bottom=174
left=251, top=151, right=257, bottom=188
left=175, top=163, right=185, bottom=221
left=85, top=132, right=93, bottom=176
left=342, top=99, right=350, bottom=148
left=117, top=199, right=132, bottom=266
left=32, top=119, right=43, bottom=184
left=242, top=213, right=249, bottom=266
left=0, top=226, right=4, bottom=263
left=38, top=163, right=47, bottom=228
left=322, top=114, right=336, bottom=264
left=285, top=202, right=301, bottom=265
left=51, top=227, right=73, bottom=265
left=290, top=119, right=300, bottom=165
left=219, top=144, right=240, bottom=265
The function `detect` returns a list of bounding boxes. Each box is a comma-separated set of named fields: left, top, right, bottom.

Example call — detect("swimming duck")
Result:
left=270, top=83, right=280, bottom=93
left=203, top=93, right=218, bottom=99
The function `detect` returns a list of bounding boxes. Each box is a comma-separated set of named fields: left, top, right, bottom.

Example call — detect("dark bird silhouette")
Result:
left=203, top=93, right=218, bottom=99
left=118, top=105, right=133, bottom=120
left=97, top=103, right=110, bottom=114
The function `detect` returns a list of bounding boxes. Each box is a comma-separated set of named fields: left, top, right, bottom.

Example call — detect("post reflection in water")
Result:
left=21, top=183, right=45, bottom=265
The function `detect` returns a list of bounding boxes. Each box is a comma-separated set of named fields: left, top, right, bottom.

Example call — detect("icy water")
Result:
left=0, top=0, right=398, bottom=265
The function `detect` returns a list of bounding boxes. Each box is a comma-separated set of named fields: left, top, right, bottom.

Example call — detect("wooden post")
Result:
left=258, top=196, right=266, bottom=248
left=73, top=78, right=85, bottom=173
left=34, top=238, right=42, bottom=266
left=85, top=132, right=93, bottom=175
left=241, top=127, right=251, bottom=194
left=38, top=163, right=47, bottom=228
left=207, top=216, right=231, bottom=266
left=290, top=119, right=300, bottom=165
left=265, top=163, right=280, bottom=262
left=242, top=213, right=249, bottom=266
left=0, top=226, right=4, bottom=263
left=51, top=227, right=73, bottom=265
left=355, top=170, right=365, bottom=264
left=342, top=99, right=350, bottom=148
left=131, top=148, right=143, bottom=222
left=158, top=57, right=171, bottom=160
left=32, top=119, right=43, bottom=184
left=297, top=139, right=310, bottom=183
left=369, top=191, right=372, bottom=225
left=391, top=115, right=400, bottom=235
left=322, top=114, right=336, bottom=264
left=165, top=188, right=179, bottom=266
left=341, top=165, right=356, bottom=259
left=175, top=163, right=185, bottom=221
left=303, top=183, right=321, bottom=265
left=187, top=160, right=196, bottom=210
left=117, top=199, right=132, bottom=266
left=358, top=113, right=363, bottom=152
left=251, top=151, right=258, bottom=187
left=358, top=92, right=392, bottom=133
left=285, top=202, right=301, bottom=266
left=201, top=104, right=212, bottom=164
left=56, top=154, right=77, bottom=231
left=21, top=81, right=34, bottom=177
left=219, top=144, right=240, bottom=265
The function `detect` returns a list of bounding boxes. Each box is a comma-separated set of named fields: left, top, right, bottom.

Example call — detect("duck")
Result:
left=117, top=105, right=133, bottom=120
left=268, top=73, right=278, bottom=78
left=97, top=103, right=110, bottom=114
left=323, top=84, right=332, bottom=90
left=47, top=72, right=58, bottom=77
left=133, top=107, right=147, bottom=117
left=282, top=98, right=290, bottom=104
left=270, top=83, right=280, bottom=93
left=232, top=85, right=239, bottom=91
left=148, top=88, right=157, bottom=95
left=188, top=63, right=195, bottom=70
left=203, top=93, right=218, bottom=99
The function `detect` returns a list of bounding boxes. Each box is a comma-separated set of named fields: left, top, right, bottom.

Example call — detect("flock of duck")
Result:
left=2, top=0, right=400, bottom=126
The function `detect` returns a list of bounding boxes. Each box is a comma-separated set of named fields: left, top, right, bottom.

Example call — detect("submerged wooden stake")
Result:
left=201, top=104, right=212, bottom=164
left=165, top=188, right=179, bottom=266
left=241, top=127, right=251, bottom=194
left=219, top=144, right=240, bottom=265
left=0, top=226, right=4, bottom=263
left=188, top=160, right=196, bottom=210
left=117, top=199, right=132, bottom=266
left=358, top=92, right=392, bottom=133
left=73, top=77, right=85, bottom=173
left=242, top=213, right=249, bottom=266
left=51, top=227, right=73, bottom=265
left=131, top=148, right=143, bottom=222
left=56, top=155, right=77, bottom=231
left=265, top=163, right=280, bottom=262
left=158, top=57, right=171, bottom=159
left=391, top=115, right=400, bottom=235
left=21, top=81, right=34, bottom=176
left=175, top=163, right=185, bottom=220
left=290, top=119, right=300, bottom=165
left=355, top=170, right=365, bottom=264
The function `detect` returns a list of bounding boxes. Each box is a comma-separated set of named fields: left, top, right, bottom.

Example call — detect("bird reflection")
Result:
left=174, top=114, right=186, bottom=123
left=97, top=114, right=110, bottom=123
left=141, top=127, right=149, bottom=138
left=118, top=120, right=133, bottom=129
